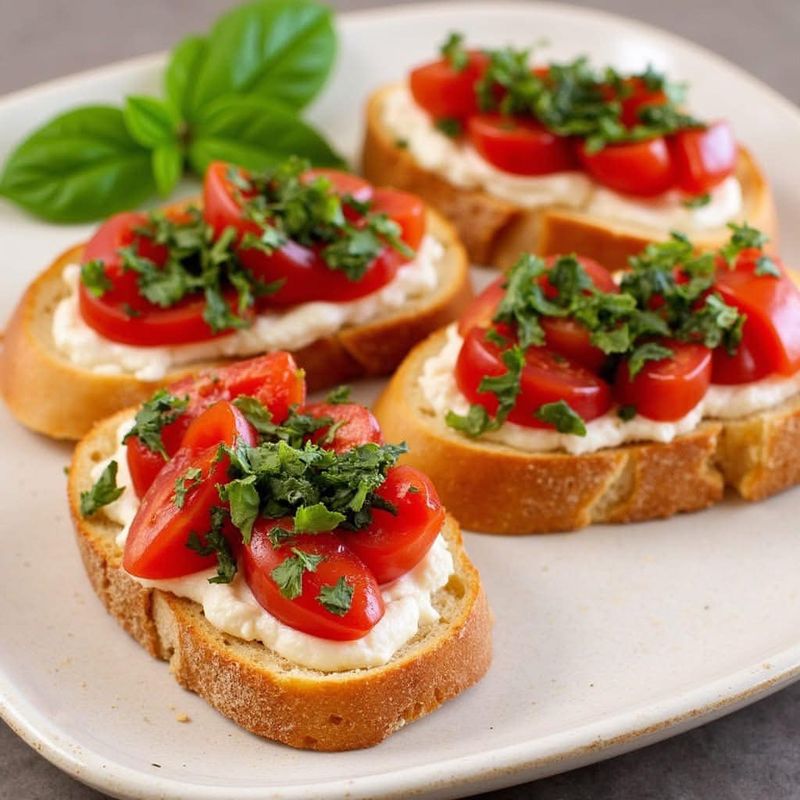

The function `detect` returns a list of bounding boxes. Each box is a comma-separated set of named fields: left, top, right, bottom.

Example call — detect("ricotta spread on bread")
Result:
left=383, top=85, right=743, bottom=231
left=52, top=234, right=443, bottom=381
left=94, top=419, right=455, bottom=672
left=420, top=324, right=800, bottom=456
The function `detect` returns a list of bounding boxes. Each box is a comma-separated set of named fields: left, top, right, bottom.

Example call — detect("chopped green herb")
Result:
left=271, top=548, right=324, bottom=599
left=627, top=342, right=674, bottom=379
left=80, top=461, right=124, bottom=517
left=318, top=576, right=354, bottom=616
left=80, top=259, right=112, bottom=297
left=682, top=193, right=711, bottom=209
left=123, top=389, right=188, bottom=458
left=267, top=526, right=294, bottom=547
left=445, top=404, right=495, bottom=438
left=755, top=255, right=781, bottom=278
left=394, top=137, right=409, bottom=150
left=617, top=404, right=637, bottom=421
left=173, top=466, right=202, bottom=509
left=478, top=346, right=525, bottom=425
left=534, top=400, right=587, bottom=436
left=435, top=117, right=463, bottom=138
left=440, top=32, right=469, bottom=71
left=325, top=385, right=351, bottom=404
left=186, top=507, right=237, bottom=584
left=294, top=502, right=346, bottom=533
left=217, top=476, right=259, bottom=544
left=720, top=221, right=770, bottom=265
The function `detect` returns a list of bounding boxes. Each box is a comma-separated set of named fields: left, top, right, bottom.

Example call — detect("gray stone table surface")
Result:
left=0, top=0, right=798, bottom=798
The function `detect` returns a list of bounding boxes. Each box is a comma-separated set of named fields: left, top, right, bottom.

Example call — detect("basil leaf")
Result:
left=123, top=95, right=178, bottom=148
left=165, top=35, right=208, bottom=118
left=294, top=503, right=346, bottom=533
left=152, top=143, right=183, bottom=197
left=318, top=577, right=353, bottom=616
left=0, top=106, right=154, bottom=223
left=80, top=461, right=125, bottom=517
left=188, top=95, right=343, bottom=174
left=218, top=476, right=260, bottom=544
left=534, top=400, right=587, bottom=436
left=187, top=0, right=336, bottom=117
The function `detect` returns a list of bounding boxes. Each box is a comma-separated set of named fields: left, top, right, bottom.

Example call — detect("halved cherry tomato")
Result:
left=127, top=353, right=304, bottom=497
left=202, top=162, right=406, bottom=306
left=303, top=403, right=383, bottom=452
left=670, top=121, right=736, bottom=195
left=467, top=114, right=577, bottom=176
left=83, top=210, right=169, bottom=270
left=343, top=466, right=444, bottom=584
left=79, top=289, right=242, bottom=347
left=124, top=402, right=257, bottom=579
left=456, top=327, right=612, bottom=427
left=243, top=525, right=385, bottom=640
left=615, top=341, right=711, bottom=421
left=370, top=188, right=426, bottom=250
left=579, top=137, right=675, bottom=197
left=712, top=249, right=800, bottom=380
left=540, top=317, right=607, bottom=372
left=409, top=50, right=489, bottom=120
left=711, top=329, right=769, bottom=385
left=181, top=400, right=257, bottom=453
left=78, top=211, right=239, bottom=346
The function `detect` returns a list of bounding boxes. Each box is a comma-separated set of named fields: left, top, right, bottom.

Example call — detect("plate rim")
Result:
left=3, top=2, right=800, bottom=798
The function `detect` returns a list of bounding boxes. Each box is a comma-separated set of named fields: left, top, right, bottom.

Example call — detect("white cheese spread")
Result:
left=382, top=84, right=743, bottom=230
left=419, top=324, right=800, bottom=456
left=93, top=423, right=455, bottom=672
left=53, top=234, right=443, bottom=381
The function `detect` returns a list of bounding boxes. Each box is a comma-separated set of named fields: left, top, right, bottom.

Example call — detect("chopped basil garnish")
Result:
left=318, top=576, right=354, bottom=616
left=80, top=461, right=125, bottom=517
left=123, top=389, right=188, bottom=459
left=271, top=548, right=324, bottom=599
left=534, top=400, right=587, bottom=436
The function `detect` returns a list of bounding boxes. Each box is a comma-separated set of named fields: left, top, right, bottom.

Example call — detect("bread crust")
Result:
left=362, top=84, right=778, bottom=270
left=67, top=409, right=492, bottom=751
left=1, top=207, right=471, bottom=441
left=373, top=329, right=800, bottom=534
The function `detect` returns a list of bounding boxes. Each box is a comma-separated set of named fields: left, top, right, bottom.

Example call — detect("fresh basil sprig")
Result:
left=0, top=0, right=343, bottom=223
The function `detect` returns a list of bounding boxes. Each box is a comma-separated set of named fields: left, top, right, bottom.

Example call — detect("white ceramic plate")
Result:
left=3, top=3, right=800, bottom=799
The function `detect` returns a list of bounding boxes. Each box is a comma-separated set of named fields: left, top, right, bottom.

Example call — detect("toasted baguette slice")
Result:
left=373, top=329, right=800, bottom=534
left=66, top=408, right=492, bottom=751
left=362, top=84, right=777, bottom=270
left=2, top=207, right=471, bottom=441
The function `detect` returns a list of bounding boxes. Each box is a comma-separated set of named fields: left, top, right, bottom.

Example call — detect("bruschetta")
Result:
left=374, top=225, right=800, bottom=533
left=2, top=159, right=471, bottom=440
left=362, top=34, right=776, bottom=270
left=67, top=352, right=491, bottom=750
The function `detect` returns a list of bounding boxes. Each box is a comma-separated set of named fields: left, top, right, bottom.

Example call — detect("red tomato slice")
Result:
left=180, top=400, right=257, bottom=453
left=343, top=466, right=445, bottom=584
left=126, top=353, right=304, bottom=497
left=78, top=289, right=242, bottom=347
left=202, top=162, right=403, bottom=306
left=540, top=317, right=607, bottom=372
left=370, top=188, right=426, bottom=250
left=670, top=121, right=737, bottom=195
left=457, top=278, right=506, bottom=335
left=409, top=50, right=489, bottom=120
left=455, top=327, right=612, bottom=427
left=467, top=114, right=577, bottom=176
left=712, top=250, right=800, bottom=379
left=123, top=447, right=227, bottom=579
left=124, top=402, right=257, bottom=579
left=303, top=403, right=383, bottom=452
left=243, top=526, right=385, bottom=640
left=579, top=137, right=675, bottom=197
left=79, top=210, right=240, bottom=346
left=615, top=341, right=712, bottom=421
